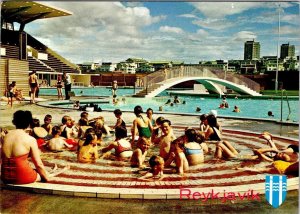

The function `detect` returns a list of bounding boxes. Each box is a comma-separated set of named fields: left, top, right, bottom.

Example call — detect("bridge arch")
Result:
left=145, top=77, right=261, bottom=97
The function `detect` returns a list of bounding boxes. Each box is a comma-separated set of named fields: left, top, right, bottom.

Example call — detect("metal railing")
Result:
left=140, top=66, right=261, bottom=93
left=281, top=89, right=292, bottom=121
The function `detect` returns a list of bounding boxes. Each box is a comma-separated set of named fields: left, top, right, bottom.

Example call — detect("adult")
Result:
left=62, top=71, right=72, bottom=100
left=146, top=108, right=156, bottom=127
left=131, top=105, right=153, bottom=145
left=204, top=114, right=222, bottom=141
left=1, top=110, right=67, bottom=184
left=56, top=77, right=63, bottom=100
left=112, top=80, right=118, bottom=97
left=28, top=70, right=38, bottom=103
left=152, top=119, right=176, bottom=160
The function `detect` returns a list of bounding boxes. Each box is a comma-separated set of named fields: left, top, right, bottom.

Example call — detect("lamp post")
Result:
left=275, top=4, right=281, bottom=93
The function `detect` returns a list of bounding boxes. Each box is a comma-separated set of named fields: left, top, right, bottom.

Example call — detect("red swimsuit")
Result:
left=1, top=153, right=38, bottom=184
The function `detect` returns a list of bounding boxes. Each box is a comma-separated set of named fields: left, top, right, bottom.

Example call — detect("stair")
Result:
left=133, top=84, right=161, bottom=97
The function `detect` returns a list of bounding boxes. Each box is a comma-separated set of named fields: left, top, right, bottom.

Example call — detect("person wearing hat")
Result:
left=112, top=80, right=118, bottom=97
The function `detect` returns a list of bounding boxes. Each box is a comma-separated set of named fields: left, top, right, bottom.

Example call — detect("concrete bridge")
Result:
left=134, top=66, right=261, bottom=97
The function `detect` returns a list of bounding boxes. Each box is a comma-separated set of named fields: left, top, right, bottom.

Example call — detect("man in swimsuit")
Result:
left=28, top=70, right=38, bottom=103
left=152, top=119, right=176, bottom=160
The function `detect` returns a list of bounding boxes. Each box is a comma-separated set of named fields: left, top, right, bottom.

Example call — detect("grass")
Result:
left=260, top=90, right=299, bottom=96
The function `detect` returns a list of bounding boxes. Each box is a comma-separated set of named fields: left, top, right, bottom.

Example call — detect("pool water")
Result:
left=39, top=87, right=141, bottom=97
left=50, top=96, right=299, bottom=122
left=40, top=87, right=298, bottom=122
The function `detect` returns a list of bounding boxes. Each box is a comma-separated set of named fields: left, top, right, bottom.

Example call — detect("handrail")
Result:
left=281, top=89, right=292, bottom=121
left=138, top=65, right=261, bottom=96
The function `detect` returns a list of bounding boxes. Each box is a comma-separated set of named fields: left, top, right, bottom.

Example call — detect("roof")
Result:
left=1, top=1, right=72, bottom=24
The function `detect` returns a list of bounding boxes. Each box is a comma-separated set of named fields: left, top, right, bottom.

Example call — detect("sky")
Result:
left=24, top=1, right=300, bottom=64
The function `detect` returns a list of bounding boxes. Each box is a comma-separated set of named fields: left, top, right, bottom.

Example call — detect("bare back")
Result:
left=2, top=130, right=35, bottom=158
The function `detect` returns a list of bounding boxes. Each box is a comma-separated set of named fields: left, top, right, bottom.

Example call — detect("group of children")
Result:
left=2, top=104, right=297, bottom=182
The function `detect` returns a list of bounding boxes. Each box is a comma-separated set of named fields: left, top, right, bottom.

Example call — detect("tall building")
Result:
left=244, top=40, right=260, bottom=60
left=280, top=43, right=295, bottom=59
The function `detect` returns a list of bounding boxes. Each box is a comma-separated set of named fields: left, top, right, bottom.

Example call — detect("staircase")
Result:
left=133, top=84, right=161, bottom=97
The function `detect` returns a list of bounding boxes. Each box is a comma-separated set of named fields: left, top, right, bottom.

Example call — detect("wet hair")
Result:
left=200, top=114, right=208, bottom=121
left=114, top=109, right=122, bottom=116
left=155, top=117, right=165, bottom=125
left=52, top=126, right=61, bottom=136
left=161, top=119, right=171, bottom=126
left=83, top=132, right=96, bottom=146
left=31, top=118, right=40, bottom=128
left=185, top=128, right=197, bottom=142
left=149, top=155, right=164, bottom=168
left=62, top=115, right=70, bottom=124
left=146, top=108, right=153, bottom=114
left=134, top=105, right=143, bottom=115
left=207, top=114, right=217, bottom=128
left=115, top=126, right=127, bottom=139
left=44, top=114, right=52, bottom=122
left=80, top=111, right=88, bottom=118
left=12, top=110, right=33, bottom=129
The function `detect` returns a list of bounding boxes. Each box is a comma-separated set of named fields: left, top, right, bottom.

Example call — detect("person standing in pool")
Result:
left=112, top=80, right=118, bottom=97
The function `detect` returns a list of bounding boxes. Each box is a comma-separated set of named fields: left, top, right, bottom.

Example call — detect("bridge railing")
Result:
left=140, top=65, right=260, bottom=92
left=210, top=69, right=260, bottom=91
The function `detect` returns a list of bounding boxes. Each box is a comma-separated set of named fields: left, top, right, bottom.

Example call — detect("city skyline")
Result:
left=23, top=1, right=299, bottom=64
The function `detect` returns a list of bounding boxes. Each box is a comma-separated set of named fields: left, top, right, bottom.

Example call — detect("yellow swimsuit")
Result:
left=273, top=160, right=294, bottom=174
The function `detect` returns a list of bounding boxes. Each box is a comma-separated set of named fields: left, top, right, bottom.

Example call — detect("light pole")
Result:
left=275, top=4, right=281, bottom=93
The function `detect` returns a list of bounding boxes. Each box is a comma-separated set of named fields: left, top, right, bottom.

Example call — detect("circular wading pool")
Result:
left=2, top=128, right=298, bottom=200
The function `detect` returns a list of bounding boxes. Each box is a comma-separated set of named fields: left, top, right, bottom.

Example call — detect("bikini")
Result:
left=184, top=143, right=203, bottom=155
left=115, top=140, right=132, bottom=155
left=1, top=153, right=38, bottom=184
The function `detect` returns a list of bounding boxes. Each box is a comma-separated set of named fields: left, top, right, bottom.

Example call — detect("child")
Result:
left=78, top=132, right=99, bottom=163
left=48, top=126, right=73, bottom=151
left=113, top=109, right=126, bottom=131
left=130, top=137, right=151, bottom=168
left=101, top=126, right=132, bottom=158
left=139, top=155, right=165, bottom=180
left=41, top=114, right=53, bottom=135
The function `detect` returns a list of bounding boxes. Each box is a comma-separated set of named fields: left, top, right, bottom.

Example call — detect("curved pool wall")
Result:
left=1, top=129, right=298, bottom=199
left=38, top=96, right=299, bottom=123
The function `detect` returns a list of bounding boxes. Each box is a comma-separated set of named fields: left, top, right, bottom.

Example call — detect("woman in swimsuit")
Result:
left=204, top=114, right=222, bottom=141
left=1, top=110, right=68, bottom=184
left=101, top=126, right=133, bottom=158
left=56, top=77, right=63, bottom=100
left=131, top=105, right=153, bottom=145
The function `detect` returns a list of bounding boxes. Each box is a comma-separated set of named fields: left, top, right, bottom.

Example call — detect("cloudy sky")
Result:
left=25, top=1, right=299, bottom=64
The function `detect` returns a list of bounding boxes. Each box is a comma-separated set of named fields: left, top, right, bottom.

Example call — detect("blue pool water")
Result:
left=46, top=96, right=299, bottom=122
left=39, top=87, right=141, bottom=97
left=40, top=87, right=298, bottom=121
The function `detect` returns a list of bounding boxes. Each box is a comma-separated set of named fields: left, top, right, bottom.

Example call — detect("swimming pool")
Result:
left=43, top=96, right=299, bottom=122
left=39, top=87, right=142, bottom=97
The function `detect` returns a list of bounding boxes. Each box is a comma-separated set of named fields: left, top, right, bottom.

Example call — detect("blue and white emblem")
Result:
left=265, top=175, right=287, bottom=208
